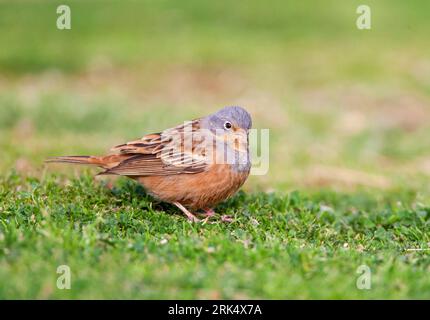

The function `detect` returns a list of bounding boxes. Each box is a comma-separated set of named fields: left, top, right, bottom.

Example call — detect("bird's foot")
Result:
left=189, top=215, right=201, bottom=222
left=173, top=203, right=234, bottom=223
left=200, top=209, right=235, bottom=223
left=200, top=208, right=216, bottom=217
left=196, top=208, right=215, bottom=224
left=173, top=202, right=201, bottom=222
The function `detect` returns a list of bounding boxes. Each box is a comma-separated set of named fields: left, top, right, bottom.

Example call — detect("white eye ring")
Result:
left=224, top=121, right=232, bottom=130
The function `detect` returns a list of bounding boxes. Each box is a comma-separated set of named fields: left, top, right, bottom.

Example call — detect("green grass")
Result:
left=1, top=173, right=430, bottom=299
left=1, top=0, right=430, bottom=299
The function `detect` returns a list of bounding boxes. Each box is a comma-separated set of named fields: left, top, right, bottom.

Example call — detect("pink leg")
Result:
left=201, top=208, right=234, bottom=223
left=173, top=202, right=200, bottom=222
left=200, top=208, right=216, bottom=224
left=201, top=208, right=216, bottom=217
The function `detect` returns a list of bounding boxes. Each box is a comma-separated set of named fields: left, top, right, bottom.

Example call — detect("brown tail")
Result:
left=45, top=156, right=104, bottom=166
left=45, top=154, right=131, bottom=172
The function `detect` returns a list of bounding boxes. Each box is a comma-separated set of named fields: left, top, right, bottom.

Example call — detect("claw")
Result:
left=173, top=203, right=233, bottom=223
left=201, top=216, right=211, bottom=224
left=198, top=208, right=216, bottom=221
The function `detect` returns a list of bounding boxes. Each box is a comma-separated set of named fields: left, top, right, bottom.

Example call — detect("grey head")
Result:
left=202, top=106, right=252, bottom=132
left=200, top=106, right=252, bottom=173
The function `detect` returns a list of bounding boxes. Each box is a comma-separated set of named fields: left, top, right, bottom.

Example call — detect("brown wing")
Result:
left=103, top=119, right=210, bottom=176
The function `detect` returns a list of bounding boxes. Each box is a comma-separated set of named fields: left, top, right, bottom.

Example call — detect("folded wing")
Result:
left=103, top=119, right=210, bottom=176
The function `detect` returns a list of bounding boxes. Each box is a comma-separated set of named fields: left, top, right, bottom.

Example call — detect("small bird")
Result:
left=47, top=106, right=252, bottom=222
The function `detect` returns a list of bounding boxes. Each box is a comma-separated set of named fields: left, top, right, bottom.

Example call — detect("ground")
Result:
left=1, top=0, right=430, bottom=299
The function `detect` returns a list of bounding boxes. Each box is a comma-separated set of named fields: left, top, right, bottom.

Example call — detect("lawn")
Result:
left=1, top=0, right=430, bottom=299
left=1, top=173, right=430, bottom=299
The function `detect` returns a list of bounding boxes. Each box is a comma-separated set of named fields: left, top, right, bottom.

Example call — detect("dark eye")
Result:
left=224, top=121, right=232, bottom=130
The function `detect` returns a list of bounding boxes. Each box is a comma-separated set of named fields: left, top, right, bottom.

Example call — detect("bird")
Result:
left=46, top=106, right=252, bottom=222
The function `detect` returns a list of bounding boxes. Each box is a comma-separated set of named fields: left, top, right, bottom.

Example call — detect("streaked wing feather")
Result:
left=106, top=119, right=209, bottom=176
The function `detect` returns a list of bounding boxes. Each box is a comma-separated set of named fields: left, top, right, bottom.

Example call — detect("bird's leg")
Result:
left=198, top=208, right=216, bottom=223
left=199, top=208, right=234, bottom=223
left=200, top=208, right=216, bottom=217
left=173, top=202, right=200, bottom=222
left=198, top=208, right=234, bottom=222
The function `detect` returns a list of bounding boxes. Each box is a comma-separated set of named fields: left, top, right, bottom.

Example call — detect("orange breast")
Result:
left=136, top=164, right=249, bottom=210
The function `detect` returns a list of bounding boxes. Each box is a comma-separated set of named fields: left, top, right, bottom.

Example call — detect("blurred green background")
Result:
left=0, top=0, right=429, bottom=192
left=1, top=0, right=430, bottom=299
left=0, top=0, right=430, bottom=189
